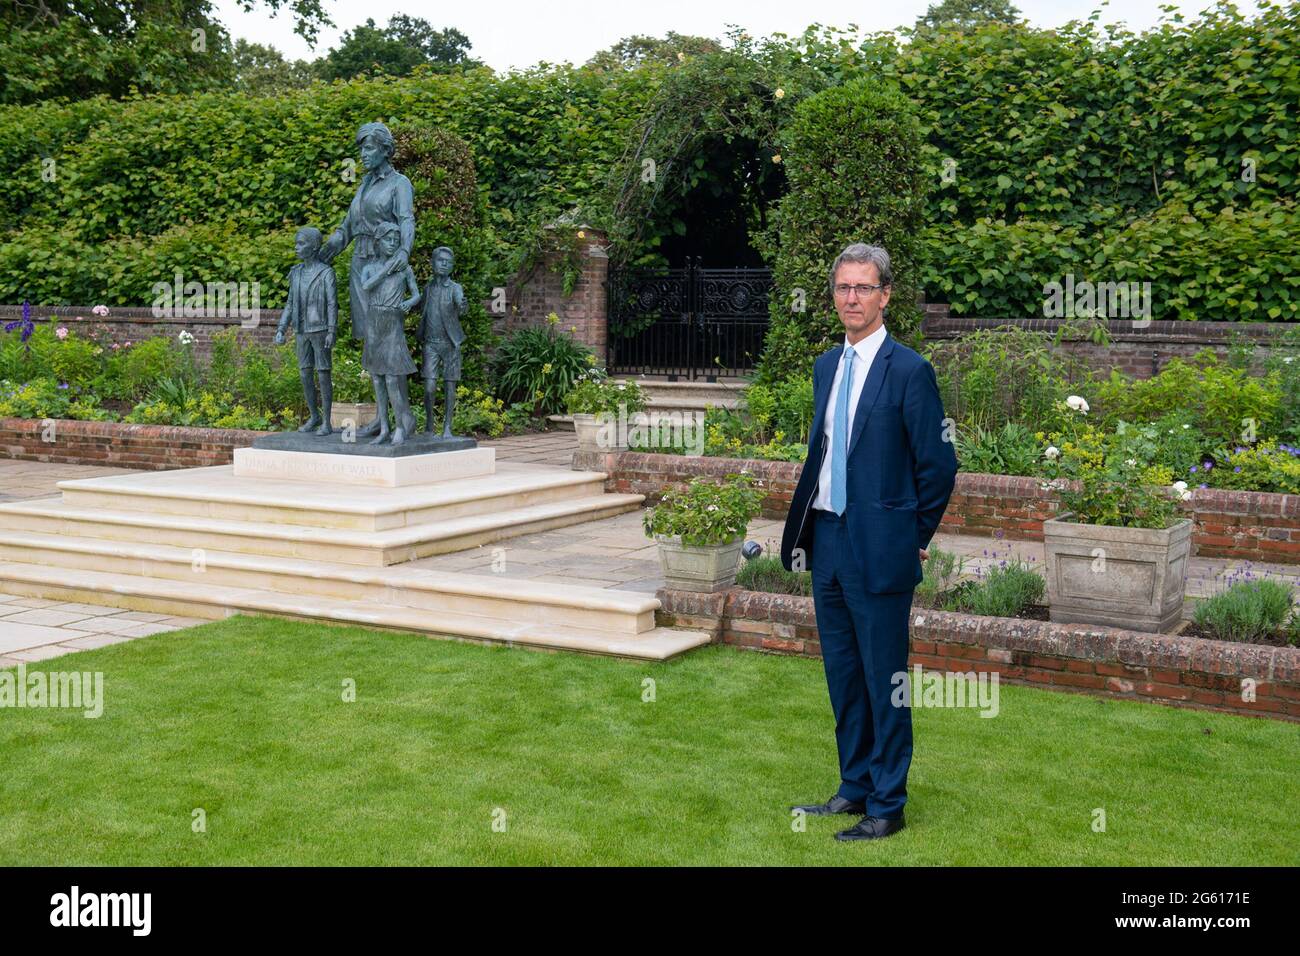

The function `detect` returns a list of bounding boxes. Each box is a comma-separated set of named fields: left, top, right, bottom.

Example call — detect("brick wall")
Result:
left=0, top=418, right=267, bottom=470
left=488, top=226, right=609, bottom=358
left=920, top=311, right=1294, bottom=380
left=657, top=587, right=1300, bottom=721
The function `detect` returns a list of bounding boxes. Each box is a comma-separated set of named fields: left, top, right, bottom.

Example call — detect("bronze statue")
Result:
left=358, top=222, right=420, bottom=445
left=320, top=121, right=415, bottom=439
left=275, top=226, right=338, bottom=435
left=418, top=246, right=467, bottom=437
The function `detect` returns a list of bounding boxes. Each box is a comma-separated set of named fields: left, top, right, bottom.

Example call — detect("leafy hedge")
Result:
left=757, top=79, right=928, bottom=383
left=2, top=4, right=1298, bottom=326
left=0, top=65, right=655, bottom=307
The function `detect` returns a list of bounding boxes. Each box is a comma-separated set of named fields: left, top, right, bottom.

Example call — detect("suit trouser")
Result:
left=811, top=508, right=913, bottom=819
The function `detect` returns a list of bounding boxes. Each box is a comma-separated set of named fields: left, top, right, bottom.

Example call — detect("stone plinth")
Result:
left=233, top=446, right=495, bottom=488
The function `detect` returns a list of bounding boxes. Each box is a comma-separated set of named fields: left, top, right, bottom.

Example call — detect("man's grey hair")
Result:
left=829, top=243, right=893, bottom=293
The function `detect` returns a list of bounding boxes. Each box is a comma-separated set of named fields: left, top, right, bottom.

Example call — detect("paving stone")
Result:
left=3, top=608, right=98, bottom=628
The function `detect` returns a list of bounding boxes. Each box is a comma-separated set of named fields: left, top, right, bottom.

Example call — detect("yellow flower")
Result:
left=772, top=153, right=782, bottom=164
left=774, top=88, right=785, bottom=99
left=542, top=362, right=553, bottom=374
left=577, top=230, right=586, bottom=239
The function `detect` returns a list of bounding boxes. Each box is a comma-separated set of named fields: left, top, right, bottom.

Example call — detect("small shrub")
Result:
left=564, top=368, right=646, bottom=416
left=914, top=546, right=968, bottom=609
left=1193, top=578, right=1297, bottom=644
left=959, top=559, right=1045, bottom=618
left=956, top=421, right=1041, bottom=476
left=643, top=473, right=764, bottom=546
left=1199, top=441, right=1300, bottom=496
left=493, top=316, right=595, bottom=417
left=735, top=554, right=812, bottom=596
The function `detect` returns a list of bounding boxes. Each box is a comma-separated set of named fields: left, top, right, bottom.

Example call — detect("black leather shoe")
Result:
left=790, top=795, right=866, bottom=816
left=835, top=813, right=906, bottom=841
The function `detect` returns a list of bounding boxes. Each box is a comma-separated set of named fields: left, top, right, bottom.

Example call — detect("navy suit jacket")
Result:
left=780, top=330, right=958, bottom=593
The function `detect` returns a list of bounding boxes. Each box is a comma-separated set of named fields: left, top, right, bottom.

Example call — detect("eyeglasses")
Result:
left=833, top=283, right=886, bottom=298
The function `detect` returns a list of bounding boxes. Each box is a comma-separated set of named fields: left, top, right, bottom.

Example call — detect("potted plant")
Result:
left=1039, top=412, right=1193, bottom=633
left=564, top=368, right=646, bottom=453
left=643, top=473, right=764, bottom=592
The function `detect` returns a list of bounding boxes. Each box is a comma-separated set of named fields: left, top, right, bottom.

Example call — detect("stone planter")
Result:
left=1042, top=511, right=1192, bottom=633
left=572, top=412, right=627, bottom=453
left=654, top=533, right=744, bottom=592
left=330, top=402, right=377, bottom=429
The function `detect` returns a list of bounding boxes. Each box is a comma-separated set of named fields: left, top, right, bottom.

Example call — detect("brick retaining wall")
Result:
left=0, top=418, right=267, bottom=470
left=657, top=587, right=1300, bottom=721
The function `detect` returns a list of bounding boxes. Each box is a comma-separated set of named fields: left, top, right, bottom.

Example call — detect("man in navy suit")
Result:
left=781, top=243, right=958, bottom=841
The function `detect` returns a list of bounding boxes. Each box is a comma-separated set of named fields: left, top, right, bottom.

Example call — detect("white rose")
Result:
left=1044, top=446, right=1060, bottom=460
left=1065, top=395, right=1090, bottom=414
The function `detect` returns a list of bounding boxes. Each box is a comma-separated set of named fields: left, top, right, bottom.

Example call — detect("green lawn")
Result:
left=1, top=615, right=1295, bottom=866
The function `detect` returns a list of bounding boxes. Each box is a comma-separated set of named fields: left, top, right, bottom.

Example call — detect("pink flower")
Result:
left=55, top=327, right=68, bottom=339
left=91, top=305, right=109, bottom=316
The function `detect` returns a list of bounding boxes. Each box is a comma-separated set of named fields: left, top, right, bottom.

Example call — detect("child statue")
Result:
left=417, top=246, right=467, bottom=438
left=358, top=221, right=420, bottom=445
left=275, top=226, right=338, bottom=436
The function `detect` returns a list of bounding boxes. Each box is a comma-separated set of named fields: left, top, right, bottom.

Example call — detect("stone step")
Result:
left=0, top=492, right=644, bottom=567
left=56, top=463, right=609, bottom=531
left=0, top=530, right=661, bottom=634
left=0, top=560, right=709, bottom=660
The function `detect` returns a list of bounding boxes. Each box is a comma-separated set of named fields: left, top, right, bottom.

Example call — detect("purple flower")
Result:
left=1204, top=461, right=1212, bottom=470
left=57, top=382, right=68, bottom=390
left=1234, top=466, right=1242, bottom=473
left=1190, top=465, right=1199, bottom=473
left=3, top=300, right=35, bottom=350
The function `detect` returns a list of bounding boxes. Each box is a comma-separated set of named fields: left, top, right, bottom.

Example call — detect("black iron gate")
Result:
left=607, top=257, right=772, bottom=380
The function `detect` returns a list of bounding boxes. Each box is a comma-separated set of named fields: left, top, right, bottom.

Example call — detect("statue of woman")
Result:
left=320, top=121, right=415, bottom=438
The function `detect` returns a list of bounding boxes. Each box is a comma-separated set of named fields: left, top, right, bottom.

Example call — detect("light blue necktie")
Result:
left=830, top=346, right=855, bottom=515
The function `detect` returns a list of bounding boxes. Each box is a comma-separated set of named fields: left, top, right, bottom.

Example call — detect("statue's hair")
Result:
left=432, top=246, right=454, bottom=261
left=356, top=121, right=396, bottom=157
left=374, top=220, right=401, bottom=238
left=296, top=225, right=322, bottom=246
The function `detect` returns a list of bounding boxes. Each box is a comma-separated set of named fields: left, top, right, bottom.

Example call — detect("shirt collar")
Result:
left=843, top=323, right=887, bottom=363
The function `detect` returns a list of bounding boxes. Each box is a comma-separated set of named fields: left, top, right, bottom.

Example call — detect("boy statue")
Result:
left=275, top=226, right=338, bottom=435
left=417, top=245, right=467, bottom=438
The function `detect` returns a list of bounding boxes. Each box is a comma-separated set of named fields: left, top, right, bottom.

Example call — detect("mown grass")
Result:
left=0, top=615, right=1295, bottom=865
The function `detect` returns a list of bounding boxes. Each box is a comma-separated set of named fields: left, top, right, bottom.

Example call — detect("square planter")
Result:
left=654, top=533, right=744, bottom=592
left=1042, top=511, right=1192, bottom=633
left=330, top=402, right=377, bottom=429
left=572, top=412, right=628, bottom=453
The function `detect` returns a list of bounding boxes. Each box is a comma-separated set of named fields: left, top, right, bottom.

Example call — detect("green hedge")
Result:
left=2, top=4, right=1297, bottom=323
left=757, top=79, right=928, bottom=383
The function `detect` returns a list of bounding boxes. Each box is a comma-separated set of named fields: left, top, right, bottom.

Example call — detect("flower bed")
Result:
left=0, top=417, right=268, bottom=470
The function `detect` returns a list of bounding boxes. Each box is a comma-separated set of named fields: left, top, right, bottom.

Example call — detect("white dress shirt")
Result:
left=812, top=323, right=888, bottom=511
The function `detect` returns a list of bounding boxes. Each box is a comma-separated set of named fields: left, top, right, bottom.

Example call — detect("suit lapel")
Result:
left=847, top=332, right=894, bottom=458
left=808, top=349, right=837, bottom=450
